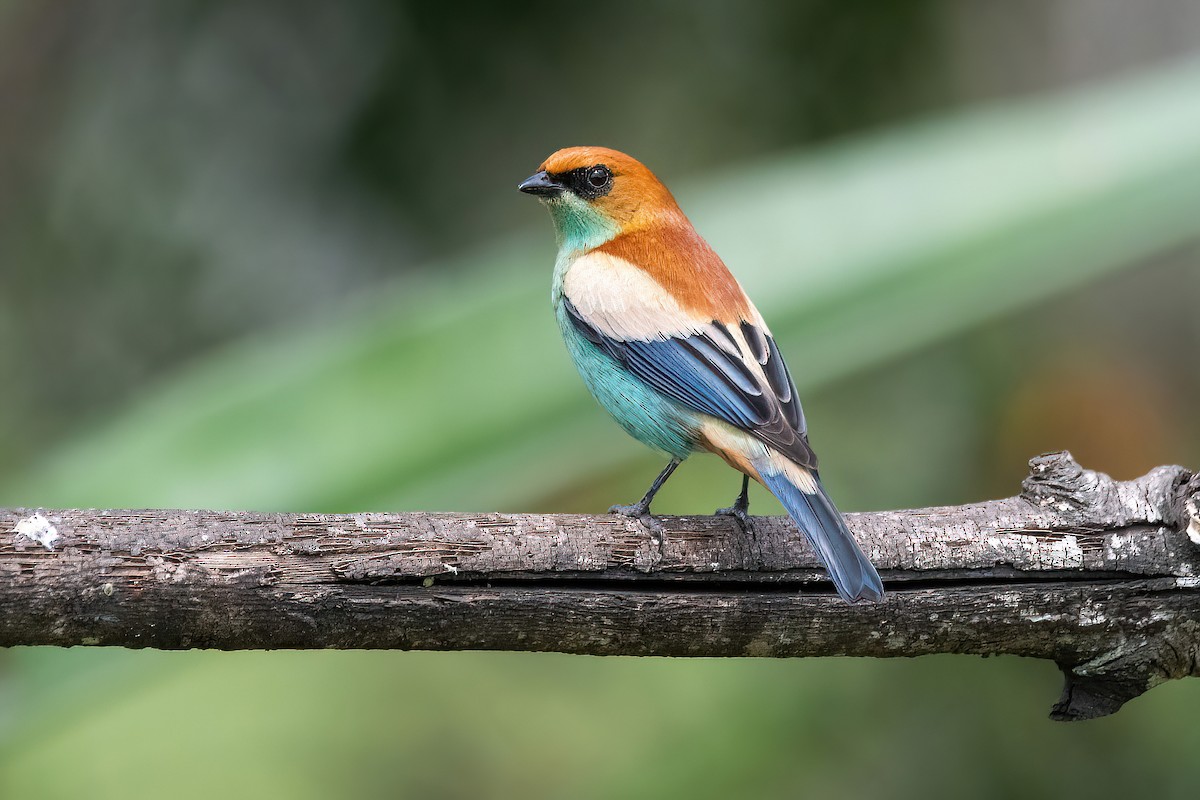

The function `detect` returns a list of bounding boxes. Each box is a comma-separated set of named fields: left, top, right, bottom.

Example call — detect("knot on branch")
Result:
left=1022, top=451, right=1105, bottom=512
left=1175, top=473, right=1200, bottom=546
left=1022, top=450, right=1193, bottom=532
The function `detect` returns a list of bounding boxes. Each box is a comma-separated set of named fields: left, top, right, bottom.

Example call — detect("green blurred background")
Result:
left=2, top=1, right=1200, bottom=797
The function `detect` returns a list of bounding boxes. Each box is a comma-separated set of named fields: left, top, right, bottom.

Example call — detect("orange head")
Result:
left=519, top=147, right=682, bottom=250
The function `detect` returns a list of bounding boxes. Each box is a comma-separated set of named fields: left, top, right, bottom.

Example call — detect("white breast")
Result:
left=561, top=251, right=707, bottom=342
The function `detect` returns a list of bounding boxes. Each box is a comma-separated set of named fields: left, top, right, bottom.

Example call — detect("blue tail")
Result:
left=758, top=469, right=884, bottom=603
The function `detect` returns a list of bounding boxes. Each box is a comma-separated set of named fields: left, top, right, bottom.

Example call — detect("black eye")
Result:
left=567, top=164, right=613, bottom=200
left=587, top=166, right=611, bottom=188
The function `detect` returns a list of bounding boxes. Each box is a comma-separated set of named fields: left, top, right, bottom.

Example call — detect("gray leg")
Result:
left=610, top=459, right=681, bottom=537
left=715, top=474, right=753, bottom=532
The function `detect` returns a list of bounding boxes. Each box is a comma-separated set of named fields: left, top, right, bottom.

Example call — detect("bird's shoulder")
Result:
left=591, top=221, right=752, bottom=323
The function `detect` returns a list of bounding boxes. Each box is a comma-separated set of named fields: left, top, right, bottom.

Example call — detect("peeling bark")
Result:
left=2, top=451, right=1198, bottom=720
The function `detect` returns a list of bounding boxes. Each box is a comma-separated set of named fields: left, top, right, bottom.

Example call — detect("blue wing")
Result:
left=564, top=298, right=816, bottom=469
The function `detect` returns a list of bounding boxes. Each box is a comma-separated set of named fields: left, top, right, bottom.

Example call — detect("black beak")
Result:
left=518, top=170, right=564, bottom=197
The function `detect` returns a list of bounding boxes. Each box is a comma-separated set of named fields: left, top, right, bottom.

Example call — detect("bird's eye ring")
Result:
left=587, top=166, right=611, bottom=189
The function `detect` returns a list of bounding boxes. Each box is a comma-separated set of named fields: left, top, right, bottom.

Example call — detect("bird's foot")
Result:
left=609, top=502, right=664, bottom=533
left=609, top=502, right=666, bottom=551
left=714, top=500, right=754, bottom=536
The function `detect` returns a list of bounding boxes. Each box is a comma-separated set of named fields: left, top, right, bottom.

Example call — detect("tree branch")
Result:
left=3, top=451, right=1198, bottom=720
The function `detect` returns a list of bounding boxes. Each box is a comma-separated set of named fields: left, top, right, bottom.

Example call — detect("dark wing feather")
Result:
left=565, top=299, right=816, bottom=469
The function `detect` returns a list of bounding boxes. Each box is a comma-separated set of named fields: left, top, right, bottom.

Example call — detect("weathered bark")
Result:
left=3, top=451, right=1198, bottom=720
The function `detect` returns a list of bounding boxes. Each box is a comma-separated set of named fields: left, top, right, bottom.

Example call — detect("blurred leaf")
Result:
left=8, top=58, right=1200, bottom=514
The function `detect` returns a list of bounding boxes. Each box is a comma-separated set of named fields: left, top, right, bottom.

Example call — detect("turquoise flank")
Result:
left=554, top=302, right=698, bottom=461
left=544, top=196, right=620, bottom=254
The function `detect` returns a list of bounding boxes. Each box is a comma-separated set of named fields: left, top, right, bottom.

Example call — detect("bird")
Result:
left=518, top=146, right=884, bottom=604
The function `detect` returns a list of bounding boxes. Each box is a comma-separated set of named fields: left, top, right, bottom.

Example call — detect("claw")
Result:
left=714, top=503, right=749, bottom=525
left=609, top=503, right=666, bottom=552
left=609, top=503, right=664, bottom=534
left=609, top=502, right=648, bottom=518
left=715, top=503, right=754, bottom=535
left=715, top=476, right=754, bottom=536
